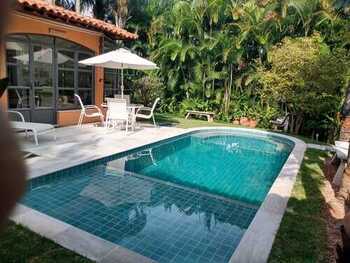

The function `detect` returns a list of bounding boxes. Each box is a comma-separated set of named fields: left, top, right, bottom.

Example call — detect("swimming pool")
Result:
left=21, top=129, right=296, bottom=263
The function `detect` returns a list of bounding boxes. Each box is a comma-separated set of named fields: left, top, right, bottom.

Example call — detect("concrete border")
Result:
left=14, top=127, right=306, bottom=263
left=10, top=204, right=155, bottom=263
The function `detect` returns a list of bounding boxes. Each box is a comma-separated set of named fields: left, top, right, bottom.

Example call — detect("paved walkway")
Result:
left=18, top=124, right=184, bottom=179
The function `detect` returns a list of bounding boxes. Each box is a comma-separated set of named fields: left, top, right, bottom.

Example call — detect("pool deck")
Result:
left=19, top=124, right=184, bottom=179
left=11, top=125, right=307, bottom=263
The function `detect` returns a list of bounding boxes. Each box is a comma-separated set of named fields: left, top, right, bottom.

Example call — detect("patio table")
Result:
left=101, top=103, right=144, bottom=131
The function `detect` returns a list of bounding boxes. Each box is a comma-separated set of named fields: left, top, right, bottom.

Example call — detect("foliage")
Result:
left=257, top=35, right=350, bottom=139
left=57, top=0, right=350, bottom=141
left=132, top=72, right=163, bottom=107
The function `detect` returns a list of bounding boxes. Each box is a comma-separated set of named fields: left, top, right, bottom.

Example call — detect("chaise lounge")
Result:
left=8, top=110, right=56, bottom=145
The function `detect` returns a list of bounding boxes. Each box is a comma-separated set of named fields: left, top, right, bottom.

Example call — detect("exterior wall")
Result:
left=1, top=11, right=106, bottom=125
left=57, top=108, right=107, bottom=126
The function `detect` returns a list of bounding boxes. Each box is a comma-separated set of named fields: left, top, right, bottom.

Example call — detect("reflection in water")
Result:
left=125, top=132, right=292, bottom=205
left=23, top=163, right=257, bottom=263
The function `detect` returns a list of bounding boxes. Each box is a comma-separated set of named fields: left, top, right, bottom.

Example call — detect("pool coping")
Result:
left=12, top=127, right=306, bottom=263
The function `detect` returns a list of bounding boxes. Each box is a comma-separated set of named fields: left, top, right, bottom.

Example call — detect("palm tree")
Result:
left=76, top=0, right=81, bottom=13
left=113, top=0, right=128, bottom=28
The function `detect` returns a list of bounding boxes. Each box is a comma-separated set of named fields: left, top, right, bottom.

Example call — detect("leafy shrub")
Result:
left=257, top=34, right=350, bottom=138
left=132, top=72, right=163, bottom=107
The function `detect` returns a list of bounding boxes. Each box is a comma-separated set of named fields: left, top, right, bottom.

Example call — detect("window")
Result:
left=5, top=34, right=96, bottom=124
left=57, top=49, right=75, bottom=108
left=6, top=36, right=30, bottom=109
left=104, top=69, right=118, bottom=99
left=56, top=40, right=94, bottom=108
left=31, top=35, right=54, bottom=108
left=103, top=37, right=119, bottom=99
left=6, top=35, right=95, bottom=110
left=77, top=52, right=93, bottom=105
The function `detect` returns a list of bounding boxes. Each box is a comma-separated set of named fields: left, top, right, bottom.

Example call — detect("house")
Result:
left=0, top=0, right=137, bottom=125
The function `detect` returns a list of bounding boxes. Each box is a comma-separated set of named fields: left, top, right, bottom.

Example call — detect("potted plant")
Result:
left=246, top=108, right=258, bottom=128
left=249, top=119, right=258, bottom=128
left=240, top=115, right=250, bottom=126
left=231, top=109, right=242, bottom=125
left=232, top=118, right=240, bottom=125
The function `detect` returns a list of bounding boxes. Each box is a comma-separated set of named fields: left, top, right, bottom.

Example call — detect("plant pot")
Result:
left=232, top=119, right=240, bottom=125
left=239, top=117, right=250, bottom=126
left=249, top=119, right=257, bottom=128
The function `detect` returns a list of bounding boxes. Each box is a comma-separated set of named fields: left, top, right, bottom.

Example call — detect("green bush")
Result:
left=257, top=34, right=350, bottom=139
left=132, top=72, right=163, bottom=107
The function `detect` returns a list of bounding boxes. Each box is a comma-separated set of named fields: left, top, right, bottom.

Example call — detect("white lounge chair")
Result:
left=75, top=94, right=104, bottom=127
left=135, top=98, right=160, bottom=127
left=8, top=110, right=56, bottom=145
left=105, top=99, right=131, bottom=134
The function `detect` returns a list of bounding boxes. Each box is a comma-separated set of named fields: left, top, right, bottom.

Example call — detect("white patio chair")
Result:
left=8, top=110, right=56, bottom=145
left=135, top=98, right=160, bottom=127
left=105, top=99, right=131, bottom=134
left=74, top=94, right=104, bottom=127
left=114, top=94, right=131, bottom=106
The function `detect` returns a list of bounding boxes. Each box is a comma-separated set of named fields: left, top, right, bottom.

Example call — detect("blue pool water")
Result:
left=22, top=130, right=293, bottom=263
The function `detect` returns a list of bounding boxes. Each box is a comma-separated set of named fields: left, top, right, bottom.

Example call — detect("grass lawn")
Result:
left=0, top=221, right=92, bottom=263
left=0, top=116, right=330, bottom=262
left=268, top=149, right=330, bottom=263
left=156, top=113, right=329, bottom=145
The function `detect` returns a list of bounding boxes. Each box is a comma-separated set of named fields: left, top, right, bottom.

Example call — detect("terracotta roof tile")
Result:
left=15, top=0, right=138, bottom=40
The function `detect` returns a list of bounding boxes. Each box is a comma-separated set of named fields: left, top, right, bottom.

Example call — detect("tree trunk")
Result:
left=75, top=0, right=80, bottom=14
left=114, top=0, right=128, bottom=28
left=223, top=64, right=233, bottom=115
left=294, top=114, right=303, bottom=134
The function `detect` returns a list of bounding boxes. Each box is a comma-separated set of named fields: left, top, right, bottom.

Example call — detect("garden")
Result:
left=55, top=0, right=350, bottom=142
left=112, top=0, right=350, bottom=144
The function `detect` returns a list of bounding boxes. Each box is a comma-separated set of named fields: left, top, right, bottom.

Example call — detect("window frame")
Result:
left=56, top=45, right=95, bottom=109
left=6, top=34, right=96, bottom=111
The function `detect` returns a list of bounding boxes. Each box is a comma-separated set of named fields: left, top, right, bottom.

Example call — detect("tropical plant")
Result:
left=56, top=0, right=350, bottom=141
left=257, top=34, right=350, bottom=139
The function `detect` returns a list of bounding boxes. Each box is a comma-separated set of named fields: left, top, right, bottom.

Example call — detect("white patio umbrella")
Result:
left=78, top=48, right=158, bottom=98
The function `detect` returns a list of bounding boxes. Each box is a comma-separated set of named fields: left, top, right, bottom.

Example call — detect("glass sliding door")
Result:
left=30, top=35, right=55, bottom=123
left=6, top=34, right=95, bottom=124
left=57, top=49, right=75, bottom=109
left=56, top=39, right=94, bottom=108
left=6, top=35, right=31, bottom=121
left=77, top=52, right=93, bottom=105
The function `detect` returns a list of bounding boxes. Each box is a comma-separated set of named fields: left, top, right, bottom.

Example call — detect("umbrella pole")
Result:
left=121, top=66, right=124, bottom=99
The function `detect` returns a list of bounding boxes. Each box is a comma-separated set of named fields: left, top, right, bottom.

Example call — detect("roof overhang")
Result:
left=14, top=0, right=138, bottom=41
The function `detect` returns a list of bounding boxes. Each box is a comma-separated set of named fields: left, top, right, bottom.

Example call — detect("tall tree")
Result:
left=114, top=0, right=128, bottom=28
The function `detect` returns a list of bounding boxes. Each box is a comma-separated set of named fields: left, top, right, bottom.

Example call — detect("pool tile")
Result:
left=21, top=131, right=294, bottom=262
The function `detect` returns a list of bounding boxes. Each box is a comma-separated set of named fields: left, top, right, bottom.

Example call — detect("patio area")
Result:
left=19, top=123, right=184, bottom=179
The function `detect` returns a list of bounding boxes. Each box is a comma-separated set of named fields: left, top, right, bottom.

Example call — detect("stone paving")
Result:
left=18, top=124, right=184, bottom=179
